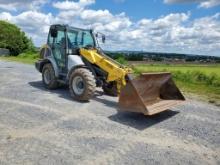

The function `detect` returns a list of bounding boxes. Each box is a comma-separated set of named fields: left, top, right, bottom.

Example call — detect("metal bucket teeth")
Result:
left=118, top=73, right=185, bottom=115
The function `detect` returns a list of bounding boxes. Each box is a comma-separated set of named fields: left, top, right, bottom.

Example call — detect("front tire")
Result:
left=69, top=68, right=96, bottom=101
left=42, top=63, right=59, bottom=89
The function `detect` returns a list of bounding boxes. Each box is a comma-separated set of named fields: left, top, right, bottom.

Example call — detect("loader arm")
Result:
left=80, top=48, right=131, bottom=91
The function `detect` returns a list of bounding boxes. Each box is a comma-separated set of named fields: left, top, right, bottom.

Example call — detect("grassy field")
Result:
left=133, top=63, right=220, bottom=105
left=0, top=52, right=38, bottom=64
left=0, top=54, right=220, bottom=105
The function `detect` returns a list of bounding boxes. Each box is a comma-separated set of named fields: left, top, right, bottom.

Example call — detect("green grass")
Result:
left=134, top=64, right=220, bottom=76
left=0, top=52, right=38, bottom=64
left=133, top=63, right=220, bottom=104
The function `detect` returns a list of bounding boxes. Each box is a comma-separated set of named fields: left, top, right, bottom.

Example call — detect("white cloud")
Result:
left=80, top=9, right=113, bottom=23
left=199, top=0, right=220, bottom=8
left=0, top=0, right=219, bottom=56
left=0, top=0, right=47, bottom=11
left=164, top=0, right=220, bottom=8
left=0, top=12, right=12, bottom=20
left=80, top=10, right=132, bottom=31
left=52, top=0, right=95, bottom=10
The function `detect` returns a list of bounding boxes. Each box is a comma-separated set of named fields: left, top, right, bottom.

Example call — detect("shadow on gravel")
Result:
left=92, top=96, right=118, bottom=108
left=29, top=81, right=107, bottom=102
left=28, top=81, right=74, bottom=101
left=108, top=110, right=179, bottom=130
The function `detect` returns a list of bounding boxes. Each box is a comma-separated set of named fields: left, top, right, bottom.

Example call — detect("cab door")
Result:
left=49, top=28, right=67, bottom=73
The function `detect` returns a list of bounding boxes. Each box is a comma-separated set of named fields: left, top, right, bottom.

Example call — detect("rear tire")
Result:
left=102, top=82, right=118, bottom=97
left=42, top=63, right=59, bottom=89
left=69, top=68, right=96, bottom=101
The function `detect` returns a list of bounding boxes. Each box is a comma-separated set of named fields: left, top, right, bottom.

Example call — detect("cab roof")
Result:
left=50, top=24, right=92, bottom=32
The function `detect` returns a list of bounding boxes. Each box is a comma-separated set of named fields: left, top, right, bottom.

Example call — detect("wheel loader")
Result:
left=35, top=24, right=185, bottom=115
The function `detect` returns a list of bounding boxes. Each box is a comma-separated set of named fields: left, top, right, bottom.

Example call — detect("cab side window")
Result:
left=48, top=30, right=65, bottom=45
left=48, top=33, right=53, bottom=45
left=67, top=31, right=77, bottom=48
left=55, top=30, right=65, bottom=46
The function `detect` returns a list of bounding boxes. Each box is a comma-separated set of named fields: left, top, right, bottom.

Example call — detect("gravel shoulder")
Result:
left=0, top=60, right=219, bottom=165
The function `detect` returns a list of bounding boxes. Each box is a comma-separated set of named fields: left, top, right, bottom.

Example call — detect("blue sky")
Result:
left=93, top=0, right=220, bottom=20
left=40, top=0, right=220, bottom=21
left=0, top=0, right=220, bottom=56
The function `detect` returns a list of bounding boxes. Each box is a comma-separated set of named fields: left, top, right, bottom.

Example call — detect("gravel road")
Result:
left=0, top=60, right=219, bottom=165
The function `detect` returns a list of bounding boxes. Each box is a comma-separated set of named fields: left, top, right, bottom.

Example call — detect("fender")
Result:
left=67, top=55, right=86, bottom=80
left=35, top=57, right=59, bottom=78
left=36, top=44, right=59, bottom=78
left=46, top=56, right=59, bottom=77
left=67, top=55, right=84, bottom=70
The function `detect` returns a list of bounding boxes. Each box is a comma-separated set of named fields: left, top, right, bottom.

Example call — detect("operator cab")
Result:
left=47, top=24, right=105, bottom=73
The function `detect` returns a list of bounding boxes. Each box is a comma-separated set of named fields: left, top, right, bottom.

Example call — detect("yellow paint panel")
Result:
left=80, top=48, right=130, bottom=90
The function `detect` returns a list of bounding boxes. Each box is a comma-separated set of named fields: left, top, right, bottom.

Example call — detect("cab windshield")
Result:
left=67, top=30, right=95, bottom=48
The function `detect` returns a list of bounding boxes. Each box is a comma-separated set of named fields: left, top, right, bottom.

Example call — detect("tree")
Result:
left=0, top=20, right=35, bottom=55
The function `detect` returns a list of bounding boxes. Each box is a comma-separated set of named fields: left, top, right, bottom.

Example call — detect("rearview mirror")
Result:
left=102, top=35, right=106, bottom=43
left=51, top=28, right=57, bottom=38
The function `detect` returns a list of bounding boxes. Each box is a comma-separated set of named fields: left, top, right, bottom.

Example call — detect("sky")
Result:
left=0, top=0, right=220, bottom=56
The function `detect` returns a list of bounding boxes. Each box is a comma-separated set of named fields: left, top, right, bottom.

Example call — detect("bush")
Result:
left=115, top=56, right=128, bottom=65
left=18, top=52, right=38, bottom=59
left=0, top=20, right=35, bottom=55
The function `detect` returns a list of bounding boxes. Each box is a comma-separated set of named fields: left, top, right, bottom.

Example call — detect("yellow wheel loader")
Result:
left=35, top=24, right=185, bottom=115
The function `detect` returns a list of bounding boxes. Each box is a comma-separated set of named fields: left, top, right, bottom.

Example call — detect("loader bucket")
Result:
left=118, top=72, right=185, bottom=115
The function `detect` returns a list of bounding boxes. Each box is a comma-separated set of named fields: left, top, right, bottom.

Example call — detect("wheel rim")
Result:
left=72, top=76, right=85, bottom=95
left=44, top=69, right=51, bottom=85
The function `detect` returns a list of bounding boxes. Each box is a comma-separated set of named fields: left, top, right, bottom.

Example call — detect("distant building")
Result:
left=0, top=48, right=10, bottom=56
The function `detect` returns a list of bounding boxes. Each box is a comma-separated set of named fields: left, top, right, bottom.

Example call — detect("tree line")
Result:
left=105, top=51, right=220, bottom=63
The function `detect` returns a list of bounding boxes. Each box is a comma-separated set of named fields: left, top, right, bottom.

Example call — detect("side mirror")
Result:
left=102, top=35, right=106, bottom=43
left=51, top=28, right=57, bottom=38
